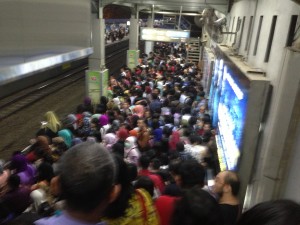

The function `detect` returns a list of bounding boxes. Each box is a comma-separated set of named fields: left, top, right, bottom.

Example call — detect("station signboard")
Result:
left=140, top=28, right=190, bottom=42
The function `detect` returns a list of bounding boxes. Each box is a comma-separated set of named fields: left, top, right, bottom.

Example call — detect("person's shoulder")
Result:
left=34, top=214, right=65, bottom=225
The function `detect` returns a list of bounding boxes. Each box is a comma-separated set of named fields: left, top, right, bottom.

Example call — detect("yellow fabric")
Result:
left=103, top=188, right=159, bottom=225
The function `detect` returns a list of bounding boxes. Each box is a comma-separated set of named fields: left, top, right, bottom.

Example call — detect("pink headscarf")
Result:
left=103, top=133, right=117, bottom=151
left=133, top=105, right=145, bottom=118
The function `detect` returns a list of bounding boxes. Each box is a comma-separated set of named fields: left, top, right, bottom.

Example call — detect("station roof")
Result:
left=97, top=0, right=230, bottom=15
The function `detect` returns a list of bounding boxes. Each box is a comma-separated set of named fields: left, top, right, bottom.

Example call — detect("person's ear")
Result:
left=174, top=175, right=182, bottom=187
left=223, top=183, right=231, bottom=193
left=50, top=176, right=61, bottom=197
left=109, top=184, right=121, bottom=203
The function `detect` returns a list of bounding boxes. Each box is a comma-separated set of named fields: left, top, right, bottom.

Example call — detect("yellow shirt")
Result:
left=103, top=188, right=159, bottom=225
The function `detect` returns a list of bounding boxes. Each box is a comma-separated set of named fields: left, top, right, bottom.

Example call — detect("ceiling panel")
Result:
left=104, top=0, right=229, bottom=13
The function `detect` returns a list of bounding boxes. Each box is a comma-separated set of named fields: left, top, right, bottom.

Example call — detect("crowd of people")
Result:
left=0, top=42, right=300, bottom=225
left=105, top=25, right=128, bottom=43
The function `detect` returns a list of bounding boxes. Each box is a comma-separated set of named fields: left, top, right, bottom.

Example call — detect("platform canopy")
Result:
left=94, top=0, right=230, bottom=15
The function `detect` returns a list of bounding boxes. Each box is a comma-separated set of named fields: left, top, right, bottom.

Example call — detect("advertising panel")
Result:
left=209, top=56, right=250, bottom=171
left=127, top=50, right=139, bottom=70
left=86, top=70, right=101, bottom=105
left=140, top=28, right=190, bottom=42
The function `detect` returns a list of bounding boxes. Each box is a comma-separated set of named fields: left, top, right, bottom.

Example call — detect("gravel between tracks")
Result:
left=0, top=79, right=85, bottom=161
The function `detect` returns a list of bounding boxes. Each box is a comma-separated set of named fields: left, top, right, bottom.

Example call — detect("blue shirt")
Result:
left=35, top=212, right=106, bottom=225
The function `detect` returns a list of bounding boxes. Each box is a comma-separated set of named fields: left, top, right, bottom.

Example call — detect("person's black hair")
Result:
left=189, top=116, right=197, bottom=126
left=237, top=200, right=300, bottom=225
left=189, top=135, right=199, bottom=145
left=152, top=93, right=159, bottom=100
left=178, top=160, right=205, bottom=188
left=153, top=88, right=160, bottom=94
left=182, top=106, right=191, bottom=115
left=152, top=119, right=160, bottom=130
left=112, top=142, right=124, bottom=158
left=183, top=128, right=193, bottom=137
left=151, top=158, right=161, bottom=170
left=131, top=115, right=139, bottom=128
left=37, top=162, right=54, bottom=183
left=176, top=142, right=185, bottom=152
left=223, top=171, right=240, bottom=196
left=104, top=154, right=134, bottom=218
left=198, top=91, right=205, bottom=98
left=202, top=130, right=212, bottom=143
left=202, top=114, right=211, bottom=124
left=174, top=92, right=181, bottom=100
left=96, top=104, right=106, bottom=114
left=142, top=146, right=154, bottom=159
left=168, top=89, right=175, bottom=96
left=139, top=154, right=151, bottom=169
left=162, top=126, right=173, bottom=137
left=171, top=186, right=223, bottom=225
left=100, top=96, right=108, bottom=105
left=169, top=151, right=180, bottom=161
left=90, top=117, right=100, bottom=129
left=127, top=163, right=138, bottom=182
left=152, top=113, right=160, bottom=120
left=164, top=115, right=173, bottom=124
left=76, top=104, right=85, bottom=114
left=8, top=174, right=20, bottom=190
left=134, top=176, right=154, bottom=197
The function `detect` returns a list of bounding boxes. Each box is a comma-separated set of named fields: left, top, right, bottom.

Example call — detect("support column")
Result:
left=129, top=15, right=139, bottom=50
left=89, top=7, right=106, bottom=70
left=127, top=7, right=140, bottom=69
left=145, top=15, right=154, bottom=55
left=99, top=6, right=106, bottom=70
left=87, top=6, right=108, bottom=103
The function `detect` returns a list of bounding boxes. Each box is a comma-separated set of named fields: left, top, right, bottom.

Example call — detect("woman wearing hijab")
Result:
left=124, top=136, right=140, bottom=165
left=10, top=154, right=36, bottom=186
left=36, top=111, right=61, bottom=140
left=58, top=129, right=73, bottom=149
left=83, top=96, right=94, bottom=114
left=26, top=136, right=52, bottom=164
left=102, top=133, right=117, bottom=151
left=99, top=114, right=111, bottom=138
left=133, top=105, right=145, bottom=118
left=112, top=128, right=129, bottom=157
left=77, top=112, right=91, bottom=138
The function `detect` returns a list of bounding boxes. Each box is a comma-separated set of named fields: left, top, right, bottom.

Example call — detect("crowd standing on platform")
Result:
left=0, top=42, right=300, bottom=225
left=105, top=25, right=128, bottom=43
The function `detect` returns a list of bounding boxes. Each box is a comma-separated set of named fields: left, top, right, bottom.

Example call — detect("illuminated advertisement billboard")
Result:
left=140, top=28, right=190, bottom=42
left=209, top=55, right=250, bottom=171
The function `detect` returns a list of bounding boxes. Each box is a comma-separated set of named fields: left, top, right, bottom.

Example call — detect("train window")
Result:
left=286, top=15, right=299, bottom=47
left=230, top=17, right=236, bottom=42
left=264, top=16, right=278, bottom=62
left=245, top=16, right=253, bottom=51
left=253, top=16, right=263, bottom=56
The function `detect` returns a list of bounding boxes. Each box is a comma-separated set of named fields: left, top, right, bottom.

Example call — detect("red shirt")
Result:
left=155, top=195, right=179, bottom=225
left=138, top=169, right=165, bottom=194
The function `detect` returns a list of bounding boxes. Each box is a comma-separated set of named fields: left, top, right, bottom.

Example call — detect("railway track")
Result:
left=0, top=66, right=87, bottom=121
left=0, top=38, right=133, bottom=121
